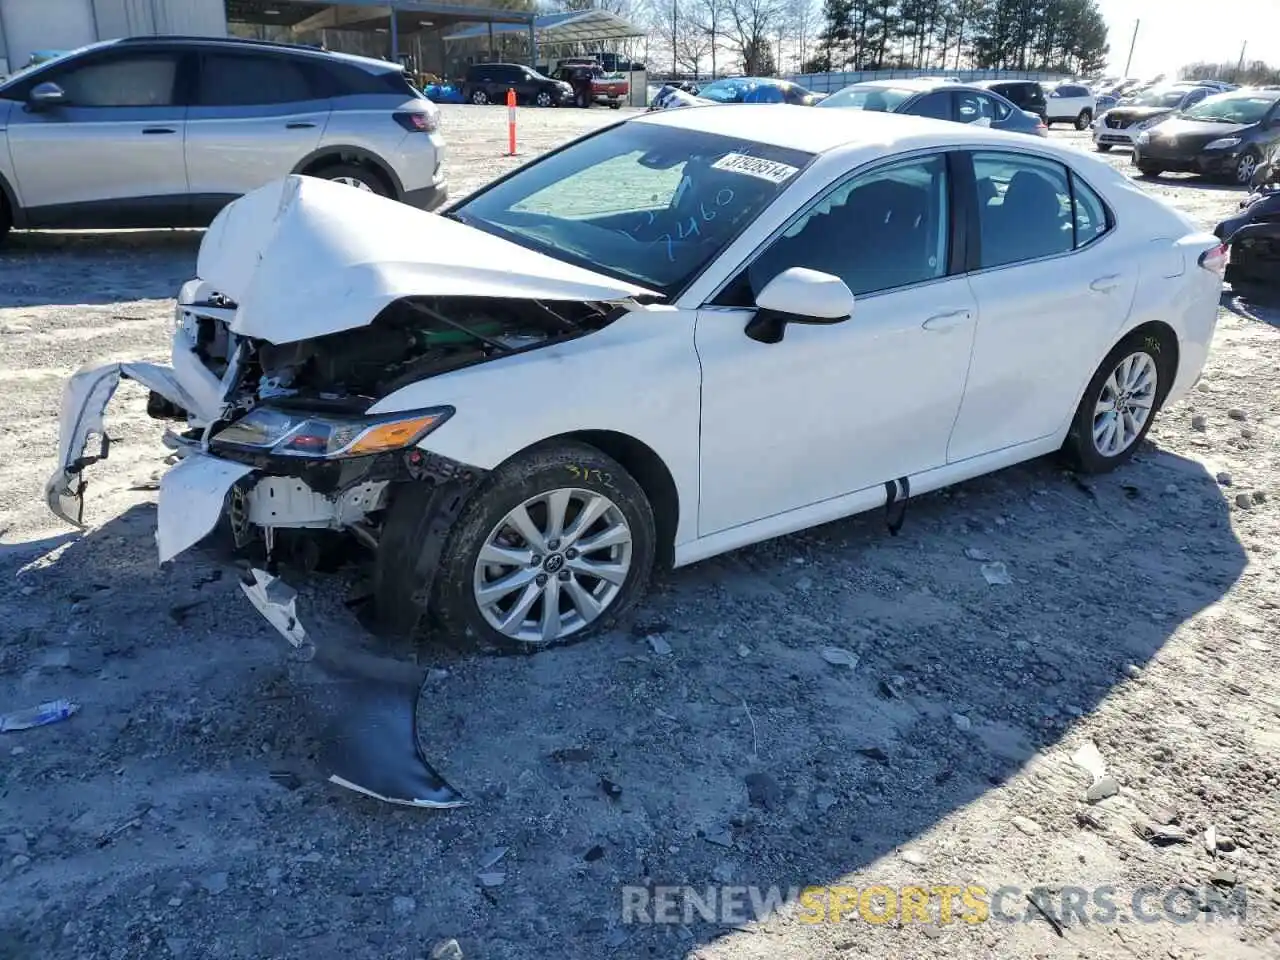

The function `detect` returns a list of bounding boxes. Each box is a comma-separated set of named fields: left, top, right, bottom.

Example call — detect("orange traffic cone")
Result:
left=506, top=87, right=517, bottom=156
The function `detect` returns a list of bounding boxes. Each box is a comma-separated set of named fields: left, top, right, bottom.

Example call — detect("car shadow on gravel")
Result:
left=0, top=448, right=1248, bottom=959
left=0, top=230, right=200, bottom=308
left=1223, top=288, right=1280, bottom=325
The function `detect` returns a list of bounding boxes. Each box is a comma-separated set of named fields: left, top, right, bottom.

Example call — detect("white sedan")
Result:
left=47, top=105, right=1225, bottom=651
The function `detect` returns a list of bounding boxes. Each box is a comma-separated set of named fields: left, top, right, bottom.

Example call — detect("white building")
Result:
left=0, top=0, right=228, bottom=76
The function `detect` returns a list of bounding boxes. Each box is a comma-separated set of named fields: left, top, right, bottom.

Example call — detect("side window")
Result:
left=972, top=152, right=1072, bottom=268
left=1071, top=173, right=1112, bottom=248
left=53, top=54, right=179, bottom=107
left=198, top=54, right=316, bottom=106
left=956, top=92, right=994, bottom=123
left=911, top=92, right=951, bottom=120
left=1184, top=88, right=1208, bottom=107
left=743, top=155, right=949, bottom=298
left=990, top=96, right=1011, bottom=120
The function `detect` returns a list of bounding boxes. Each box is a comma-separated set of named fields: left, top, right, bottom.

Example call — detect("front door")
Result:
left=695, top=153, right=979, bottom=535
left=184, top=50, right=329, bottom=220
left=6, top=48, right=188, bottom=226
left=947, top=150, right=1137, bottom=462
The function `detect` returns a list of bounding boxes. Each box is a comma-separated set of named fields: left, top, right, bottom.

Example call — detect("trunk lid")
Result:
left=196, top=175, right=657, bottom=345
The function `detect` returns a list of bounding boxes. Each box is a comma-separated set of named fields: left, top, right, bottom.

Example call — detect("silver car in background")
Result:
left=816, top=78, right=1048, bottom=137
left=0, top=35, right=446, bottom=241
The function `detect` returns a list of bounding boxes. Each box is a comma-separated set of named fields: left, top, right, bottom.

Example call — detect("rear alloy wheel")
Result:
left=1075, top=109, right=1093, bottom=130
left=1063, top=333, right=1171, bottom=473
left=471, top=89, right=489, bottom=105
left=428, top=442, right=656, bottom=651
left=317, top=163, right=390, bottom=197
left=535, top=90, right=553, bottom=107
left=1235, top=149, right=1262, bottom=185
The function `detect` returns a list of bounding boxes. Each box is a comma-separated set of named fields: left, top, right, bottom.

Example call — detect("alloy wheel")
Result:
left=1236, top=152, right=1259, bottom=185
left=536, top=91, right=552, bottom=107
left=473, top=488, right=634, bottom=645
left=1092, top=352, right=1158, bottom=458
left=472, top=90, right=488, bottom=105
left=330, top=176, right=374, bottom=192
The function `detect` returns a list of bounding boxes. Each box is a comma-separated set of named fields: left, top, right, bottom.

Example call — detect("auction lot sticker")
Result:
left=711, top=153, right=800, bottom=184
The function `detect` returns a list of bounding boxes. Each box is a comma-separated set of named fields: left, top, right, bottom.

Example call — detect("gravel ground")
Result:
left=1, top=106, right=1279, bottom=960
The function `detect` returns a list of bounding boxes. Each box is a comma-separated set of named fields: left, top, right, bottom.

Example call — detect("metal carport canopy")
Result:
left=441, top=9, right=644, bottom=44
left=225, top=0, right=535, bottom=30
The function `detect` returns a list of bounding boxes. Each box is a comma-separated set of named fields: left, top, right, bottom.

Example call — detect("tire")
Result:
left=313, top=162, right=391, bottom=197
left=1137, top=161, right=1162, bottom=178
left=609, top=100, right=621, bottom=110
left=1235, top=149, right=1262, bottom=186
left=1094, top=143, right=1112, bottom=152
left=391, top=442, right=656, bottom=652
left=0, top=195, right=11, bottom=245
left=471, top=88, right=489, bottom=105
left=535, top=89, right=553, bottom=107
left=575, top=89, right=590, bottom=108
left=1061, top=331, right=1174, bottom=474
left=1075, top=109, right=1093, bottom=130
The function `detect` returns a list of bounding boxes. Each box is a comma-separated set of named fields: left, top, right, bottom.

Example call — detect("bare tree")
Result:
left=723, top=0, right=786, bottom=74
left=687, top=0, right=725, bottom=78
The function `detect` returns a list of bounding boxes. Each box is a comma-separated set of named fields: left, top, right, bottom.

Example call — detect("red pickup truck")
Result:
left=555, top=61, right=628, bottom=109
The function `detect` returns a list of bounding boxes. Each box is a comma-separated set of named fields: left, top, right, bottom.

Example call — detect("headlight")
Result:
left=1205, top=137, right=1242, bottom=150
left=212, top=406, right=453, bottom=459
left=1135, top=130, right=1151, bottom=144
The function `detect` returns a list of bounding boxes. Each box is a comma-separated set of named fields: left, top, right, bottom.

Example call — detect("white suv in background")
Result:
left=0, top=35, right=446, bottom=240
left=1044, top=81, right=1097, bottom=129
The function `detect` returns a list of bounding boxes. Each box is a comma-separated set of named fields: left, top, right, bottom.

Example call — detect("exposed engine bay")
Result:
left=178, top=293, right=618, bottom=415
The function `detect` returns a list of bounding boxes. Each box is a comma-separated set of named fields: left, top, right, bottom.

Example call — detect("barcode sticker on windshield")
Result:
left=711, top=153, right=799, bottom=184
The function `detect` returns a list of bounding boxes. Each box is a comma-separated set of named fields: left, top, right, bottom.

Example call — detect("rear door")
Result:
left=5, top=47, right=189, bottom=226
left=184, top=50, right=329, bottom=219
left=947, top=150, right=1137, bottom=462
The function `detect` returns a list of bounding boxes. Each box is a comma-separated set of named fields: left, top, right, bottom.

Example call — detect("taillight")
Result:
left=1198, top=242, right=1229, bottom=276
left=394, top=111, right=438, bottom=133
left=1036, top=120, right=1048, bottom=136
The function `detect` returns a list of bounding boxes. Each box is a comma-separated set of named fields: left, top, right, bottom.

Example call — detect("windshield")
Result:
left=698, top=78, right=786, bottom=103
left=450, top=121, right=814, bottom=296
left=1182, top=92, right=1278, bottom=124
left=1134, top=88, right=1190, bottom=108
left=817, top=84, right=916, bottom=111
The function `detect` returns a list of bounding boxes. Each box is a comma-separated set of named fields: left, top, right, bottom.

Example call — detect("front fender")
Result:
left=365, top=307, right=702, bottom=545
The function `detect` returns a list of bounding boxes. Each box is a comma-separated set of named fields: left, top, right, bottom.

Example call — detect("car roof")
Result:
left=632, top=102, right=1038, bottom=155
left=112, top=35, right=402, bottom=72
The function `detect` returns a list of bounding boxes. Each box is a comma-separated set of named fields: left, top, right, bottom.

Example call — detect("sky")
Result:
left=1098, top=0, right=1280, bottom=78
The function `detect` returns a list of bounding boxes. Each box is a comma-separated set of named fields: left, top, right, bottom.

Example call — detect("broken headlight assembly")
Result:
left=211, top=406, right=453, bottom=459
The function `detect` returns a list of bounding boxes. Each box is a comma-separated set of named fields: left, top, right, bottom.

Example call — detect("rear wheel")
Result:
left=1062, top=331, right=1173, bottom=473
left=1075, top=109, right=1093, bottom=130
left=393, top=442, right=656, bottom=651
left=0, top=194, right=11, bottom=245
left=471, top=88, right=489, bottom=105
left=535, top=89, right=553, bottom=107
left=314, top=163, right=390, bottom=197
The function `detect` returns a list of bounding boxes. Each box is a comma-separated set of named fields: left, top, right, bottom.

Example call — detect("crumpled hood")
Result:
left=196, top=175, right=656, bottom=345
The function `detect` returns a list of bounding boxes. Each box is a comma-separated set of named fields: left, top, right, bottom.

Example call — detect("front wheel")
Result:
left=1235, top=149, right=1262, bottom=185
left=1094, top=143, right=1113, bottom=152
left=535, top=90, right=553, bottom=107
left=425, top=442, right=655, bottom=651
left=1062, top=332, right=1172, bottom=473
left=1075, top=109, right=1093, bottom=130
left=471, top=89, right=489, bottom=105
left=1136, top=161, right=1162, bottom=178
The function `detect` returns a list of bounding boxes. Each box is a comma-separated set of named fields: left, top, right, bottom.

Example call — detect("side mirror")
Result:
left=744, top=267, right=854, bottom=344
left=28, top=81, right=66, bottom=109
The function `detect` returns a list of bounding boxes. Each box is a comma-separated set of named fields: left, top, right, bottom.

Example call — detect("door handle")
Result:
left=1090, top=274, right=1121, bottom=293
left=141, top=127, right=175, bottom=135
left=922, top=309, right=971, bottom=331
left=286, top=121, right=316, bottom=129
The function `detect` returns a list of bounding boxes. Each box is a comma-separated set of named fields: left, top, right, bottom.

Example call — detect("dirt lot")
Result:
left=1, top=106, right=1279, bottom=960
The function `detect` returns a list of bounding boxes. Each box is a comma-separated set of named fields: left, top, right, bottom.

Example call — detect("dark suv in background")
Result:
left=977, top=79, right=1047, bottom=120
left=462, top=63, right=572, bottom=107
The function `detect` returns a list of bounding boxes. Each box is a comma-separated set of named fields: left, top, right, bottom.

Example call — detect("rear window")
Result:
left=322, top=62, right=417, bottom=97
left=818, top=84, right=916, bottom=111
left=197, top=53, right=318, bottom=106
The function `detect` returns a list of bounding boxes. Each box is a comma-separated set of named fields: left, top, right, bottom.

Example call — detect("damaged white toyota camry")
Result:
left=46, top=105, right=1225, bottom=652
